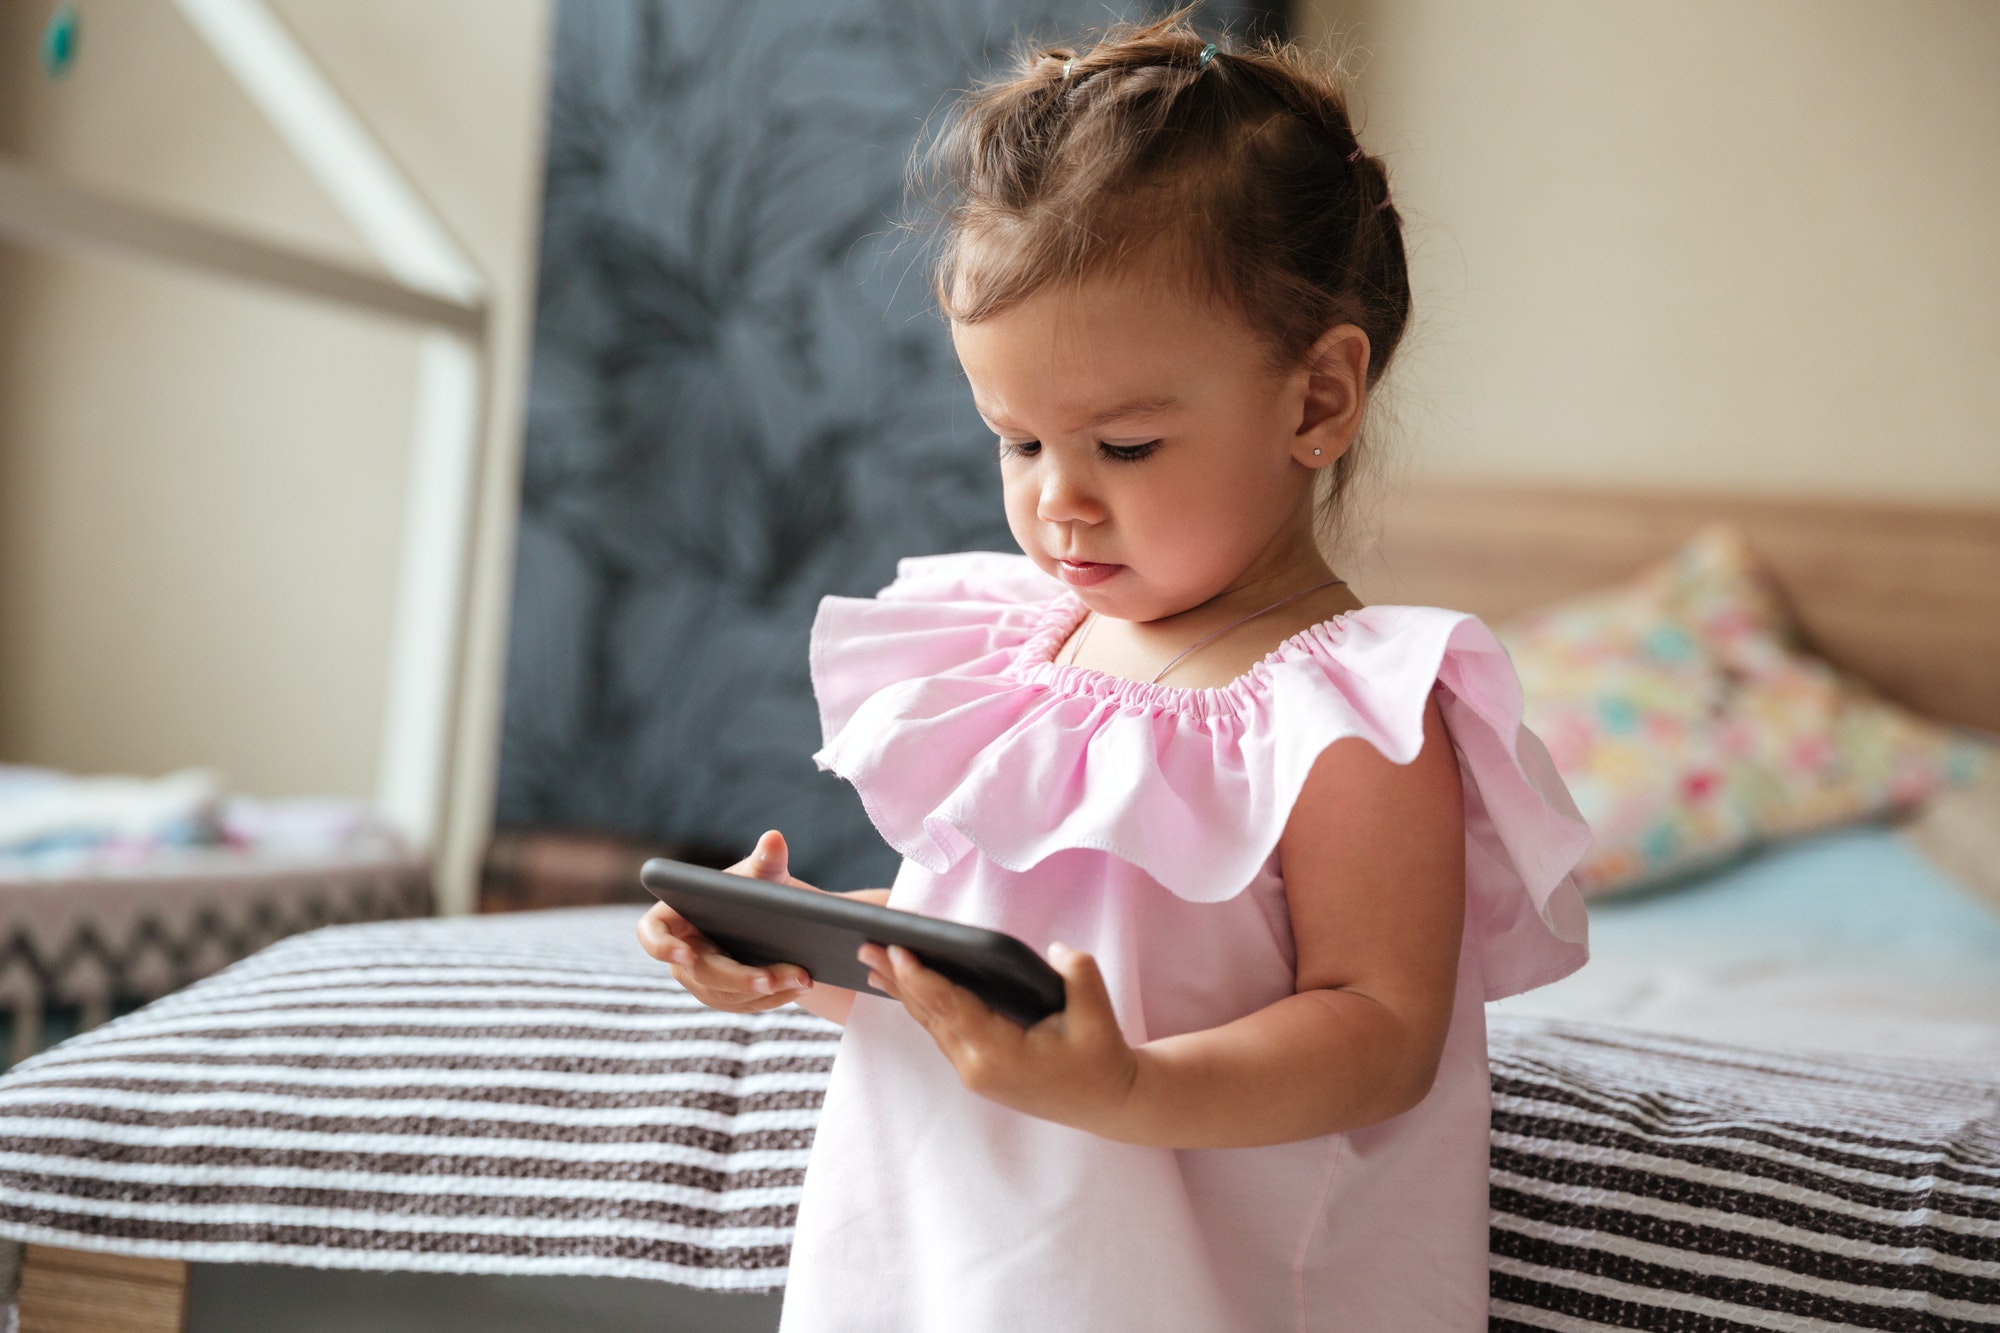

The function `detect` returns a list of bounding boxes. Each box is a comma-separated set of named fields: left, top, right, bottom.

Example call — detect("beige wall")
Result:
left=1297, top=0, right=2000, bottom=501
left=0, top=0, right=551, bottom=800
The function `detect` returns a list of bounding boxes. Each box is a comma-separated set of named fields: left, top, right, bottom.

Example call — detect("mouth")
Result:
left=1055, top=558, right=1123, bottom=588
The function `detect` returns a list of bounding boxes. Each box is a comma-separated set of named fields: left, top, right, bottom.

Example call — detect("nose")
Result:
left=1035, top=450, right=1105, bottom=525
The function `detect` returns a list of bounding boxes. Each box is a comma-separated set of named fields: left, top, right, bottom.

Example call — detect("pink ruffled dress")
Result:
left=779, top=552, right=1591, bottom=1333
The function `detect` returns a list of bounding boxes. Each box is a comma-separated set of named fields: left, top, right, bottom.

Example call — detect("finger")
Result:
left=1047, top=942, right=1114, bottom=1027
left=858, top=945, right=903, bottom=1001
left=636, top=896, right=724, bottom=960
left=669, top=964, right=803, bottom=1011
left=641, top=923, right=720, bottom=972
left=724, top=829, right=819, bottom=893
left=858, top=944, right=920, bottom=1003
left=882, top=948, right=1029, bottom=1095
left=869, top=945, right=1002, bottom=1039
left=670, top=955, right=803, bottom=1002
left=660, top=914, right=709, bottom=945
left=685, top=959, right=810, bottom=997
left=721, top=829, right=783, bottom=878
left=645, top=924, right=790, bottom=996
left=641, top=901, right=803, bottom=994
left=744, top=828, right=789, bottom=882
left=636, top=906, right=705, bottom=962
left=886, top=945, right=984, bottom=1033
left=637, top=900, right=801, bottom=995
left=688, top=949, right=799, bottom=996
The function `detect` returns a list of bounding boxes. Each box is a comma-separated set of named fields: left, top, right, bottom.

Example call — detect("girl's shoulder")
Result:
left=809, top=552, right=1591, bottom=999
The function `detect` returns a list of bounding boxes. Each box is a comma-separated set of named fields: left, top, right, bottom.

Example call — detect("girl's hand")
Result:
left=860, top=940, right=1140, bottom=1135
left=636, top=829, right=815, bottom=1013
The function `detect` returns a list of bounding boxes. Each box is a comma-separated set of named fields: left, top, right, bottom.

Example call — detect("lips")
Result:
left=1056, top=559, right=1122, bottom=588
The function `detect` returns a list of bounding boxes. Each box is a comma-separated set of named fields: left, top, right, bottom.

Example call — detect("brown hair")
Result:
left=910, top=7, right=1410, bottom=546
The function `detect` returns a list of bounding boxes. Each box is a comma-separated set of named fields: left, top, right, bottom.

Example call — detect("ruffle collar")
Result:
left=1008, top=593, right=1397, bottom=720
left=810, top=553, right=1591, bottom=1001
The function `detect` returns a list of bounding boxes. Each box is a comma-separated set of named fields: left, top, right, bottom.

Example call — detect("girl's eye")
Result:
left=1099, top=440, right=1160, bottom=463
left=991, top=438, right=1160, bottom=463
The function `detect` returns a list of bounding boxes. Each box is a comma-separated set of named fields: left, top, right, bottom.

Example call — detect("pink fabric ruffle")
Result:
left=811, top=552, right=1591, bottom=1000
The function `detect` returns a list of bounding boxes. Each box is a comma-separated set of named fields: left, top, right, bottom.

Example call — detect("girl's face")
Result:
left=950, top=259, right=1365, bottom=626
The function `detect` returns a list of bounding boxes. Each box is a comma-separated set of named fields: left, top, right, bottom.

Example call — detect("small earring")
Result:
left=1312, top=448, right=1323, bottom=457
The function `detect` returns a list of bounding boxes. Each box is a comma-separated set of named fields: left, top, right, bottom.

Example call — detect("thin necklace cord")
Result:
left=1060, top=577, right=1347, bottom=683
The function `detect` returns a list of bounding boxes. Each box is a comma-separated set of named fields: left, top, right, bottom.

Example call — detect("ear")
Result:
left=1291, top=324, right=1371, bottom=469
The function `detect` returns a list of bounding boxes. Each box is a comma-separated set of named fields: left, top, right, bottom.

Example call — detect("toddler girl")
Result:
left=640, top=13, right=1590, bottom=1330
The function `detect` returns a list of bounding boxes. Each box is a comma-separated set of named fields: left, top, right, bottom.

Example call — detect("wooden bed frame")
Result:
left=1349, top=480, right=2000, bottom=735
left=10, top=480, right=1999, bottom=1332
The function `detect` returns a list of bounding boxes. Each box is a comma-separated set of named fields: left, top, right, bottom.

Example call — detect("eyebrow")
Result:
left=974, top=395, right=1182, bottom=433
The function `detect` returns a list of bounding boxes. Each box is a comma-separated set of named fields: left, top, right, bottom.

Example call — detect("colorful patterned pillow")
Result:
left=1496, top=526, right=1994, bottom=897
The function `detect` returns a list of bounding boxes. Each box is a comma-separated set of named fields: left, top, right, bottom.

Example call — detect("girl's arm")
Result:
left=637, top=830, right=890, bottom=1027
left=863, top=695, right=1466, bottom=1149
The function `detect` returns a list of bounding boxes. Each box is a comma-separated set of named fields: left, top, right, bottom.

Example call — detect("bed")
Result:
left=2, top=481, right=1998, bottom=1332
left=0, top=896, right=1994, bottom=1332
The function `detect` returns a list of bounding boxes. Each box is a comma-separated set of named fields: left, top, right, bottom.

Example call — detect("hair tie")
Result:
left=1197, top=43, right=1218, bottom=69
left=1345, top=143, right=1388, bottom=211
left=1061, top=57, right=1075, bottom=79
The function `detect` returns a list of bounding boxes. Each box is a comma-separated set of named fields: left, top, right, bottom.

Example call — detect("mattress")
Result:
left=0, top=906, right=1992, bottom=1329
left=1492, top=825, right=2000, bottom=1067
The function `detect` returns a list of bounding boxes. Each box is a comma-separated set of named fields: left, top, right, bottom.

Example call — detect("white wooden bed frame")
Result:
left=0, top=0, right=507, bottom=917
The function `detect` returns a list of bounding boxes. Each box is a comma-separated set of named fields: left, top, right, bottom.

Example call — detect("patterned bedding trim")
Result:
left=1, top=854, right=432, bottom=1069
left=0, top=909, right=1993, bottom=1328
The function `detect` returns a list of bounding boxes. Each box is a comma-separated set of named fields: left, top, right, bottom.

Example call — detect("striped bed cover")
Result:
left=0, top=908, right=1992, bottom=1330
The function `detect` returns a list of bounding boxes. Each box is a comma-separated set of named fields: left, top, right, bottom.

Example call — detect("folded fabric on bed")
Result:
left=0, top=909, right=1993, bottom=1328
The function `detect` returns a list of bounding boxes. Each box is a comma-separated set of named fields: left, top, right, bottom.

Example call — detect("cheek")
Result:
left=1001, top=471, right=1042, bottom=543
left=1138, top=459, right=1294, bottom=561
left=1188, top=445, right=1298, bottom=521
left=1133, top=458, right=1241, bottom=529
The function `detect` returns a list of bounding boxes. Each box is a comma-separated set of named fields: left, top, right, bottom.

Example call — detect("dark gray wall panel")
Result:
left=499, top=0, right=1282, bottom=889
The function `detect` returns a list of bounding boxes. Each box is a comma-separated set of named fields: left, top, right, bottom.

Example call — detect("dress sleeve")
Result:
left=1419, top=616, right=1595, bottom=998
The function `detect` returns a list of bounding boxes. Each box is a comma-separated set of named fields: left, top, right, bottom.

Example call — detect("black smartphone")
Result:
left=639, top=858, right=1066, bottom=1027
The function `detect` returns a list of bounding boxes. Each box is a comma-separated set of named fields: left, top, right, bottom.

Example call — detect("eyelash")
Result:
left=994, top=439, right=1161, bottom=464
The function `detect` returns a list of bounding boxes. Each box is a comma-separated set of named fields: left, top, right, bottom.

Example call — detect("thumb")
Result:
left=1048, top=942, right=1116, bottom=1032
left=748, top=829, right=790, bottom=881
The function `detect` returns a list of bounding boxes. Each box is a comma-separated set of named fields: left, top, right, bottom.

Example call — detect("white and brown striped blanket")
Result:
left=0, top=908, right=1994, bottom=1328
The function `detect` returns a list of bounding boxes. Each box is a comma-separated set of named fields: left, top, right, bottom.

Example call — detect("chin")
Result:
left=1071, top=583, right=1181, bottom=626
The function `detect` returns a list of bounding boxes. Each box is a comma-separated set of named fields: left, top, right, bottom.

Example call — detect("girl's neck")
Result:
left=1060, top=531, right=1364, bottom=690
left=1143, top=517, right=1341, bottom=636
